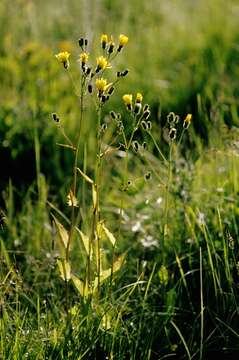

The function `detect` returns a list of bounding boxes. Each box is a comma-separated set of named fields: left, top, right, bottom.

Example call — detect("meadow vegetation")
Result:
left=1, top=0, right=239, bottom=359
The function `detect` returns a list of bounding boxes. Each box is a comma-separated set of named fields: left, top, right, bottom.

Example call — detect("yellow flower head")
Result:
left=136, top=93, right=143, bottom=103
left=101, top=34, right=108, bottom=49
left=55, top=51, right=70, bottom=69
left=183, top=113, right=192, bottom=129
left=79, top=52, right=89, bottom=64
left=96, top=56, right=110, bottom=71
left=123, top=94, right=133, bottom=106
left=95, top=78, right=108, bottom=92
left=119, top=34, right=129, bottom=47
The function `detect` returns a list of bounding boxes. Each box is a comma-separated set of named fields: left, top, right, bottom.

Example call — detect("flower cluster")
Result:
left=55, top=34, right=129, bottom=106
left=166, top=112, right=192, bottom=142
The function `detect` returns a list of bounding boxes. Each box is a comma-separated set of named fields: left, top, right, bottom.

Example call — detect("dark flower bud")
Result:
left=132, top=141, right=139, bottom=152
left=108, top=42, right=115, bottom=54
left=169, top=127, right=177, bottom=140
left=142, top=142, right=147, bottom=150
left=84, top=39, right=88, bottom=47
left=86, top=67, right=91, bottom=75
left=167, top=112, right=176, bottom=124
left=134, top=103, right=142, bottom=115
left=143, top=110, right=151, bottom=119
left=143, top=104, right=149, bottom=112
left=141, top=120, right=147, bottom=130
left=117, top=71, right=121, bottom=77
left=117, top=113, right=121, bottom=120
left=78, top=38, right=84, bottom=48
left=88, top=84, right=93, bottom=93
left=101, top=123, right=107, bottom=132
left=121, top=69, right=129, bottom=77
left=52, top=113, right=60, bottom=122
left=110, top=111, right=117, bottom=119
left=144, top=172, right=151, bottom=181
left=147, top=121, right=152, bottom=130
left=108, top=86, right=115, bottom=95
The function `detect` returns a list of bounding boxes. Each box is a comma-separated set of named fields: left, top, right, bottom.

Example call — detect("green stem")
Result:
left=162, top=143, right=172, bottom=262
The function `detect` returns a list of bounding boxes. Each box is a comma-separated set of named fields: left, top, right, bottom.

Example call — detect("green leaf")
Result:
left=75, top=227, right=90, bottom=255
left=57, top=259, right=71, bottom=281
left=52, top=214, right=68, bottom=249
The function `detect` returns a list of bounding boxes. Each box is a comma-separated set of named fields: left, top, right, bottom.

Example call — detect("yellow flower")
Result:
left=55, top=51, right=70, bottom=69
left=101, top=34, right=108, bottom=49
left=122, top=94, right=133, bottom=105
left=183, top=114, right=192, bottom=129
left=118, top=34, right=128, bottom=50
left=95, top=78, right=108, bottom=91
left=79, top=52, right=89, bottom=64
left=183, top=113, right=192, bottom=129
left=96, top=56, right=110, bottom=71
left=136, top=93, right=143, bottom=103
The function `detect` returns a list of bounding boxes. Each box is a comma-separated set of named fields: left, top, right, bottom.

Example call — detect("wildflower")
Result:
left=96, top=56, right=110, bottom=72
left=122, top=94, right=133, bottom=111
left=118, top=34, right=129, bottom=52
left=183, top=113, right=192, bottom=129
left=95, top=78, right=111, bottom=94
left=79, top=52, right=89, bottom=66
left=55, top=51, right=70, bottom=69
left=136, top=93, right=143, bottom=103
left=101, top=34, right=108, bottom=49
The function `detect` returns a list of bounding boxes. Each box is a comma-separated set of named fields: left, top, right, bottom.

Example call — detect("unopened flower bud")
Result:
left=78, top=38, right=84, bottom=48
left=141, top=120, right=147, bottom=130
left=132, top=141, right=139, bottom=152
left=110, top=111, right=117, bottom=119
left=169, top=127, right=177, bottom=140
left=143, top=110, right=151, bottom=119
left=88, top=84, right=93, bottom=93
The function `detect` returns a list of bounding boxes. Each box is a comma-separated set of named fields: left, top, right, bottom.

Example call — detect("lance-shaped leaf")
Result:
left=52, top=214, right=69, bottom=249
left=57, top=259, right=71, bottom=281
left=75, top=226, right=90, bottom=255
left=92, top=184, right=97, bottom=211
left=94, top=253, right=126, bottom=289
left=101, top=222, right=116, bottom=246
left=76, top=167, right=93, bottom=184
left=71, top=274, right=92, bottom=298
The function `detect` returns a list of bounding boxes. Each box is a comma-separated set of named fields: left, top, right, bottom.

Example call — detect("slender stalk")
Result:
left=199, top=247, right=204, bottom=360
left=162, top=143, right=172, bottom=261
left=66, top=74, right=85, bottom=261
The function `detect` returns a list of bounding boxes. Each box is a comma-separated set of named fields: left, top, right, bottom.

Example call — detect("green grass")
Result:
left=1, top=0, right=239, bottom=359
